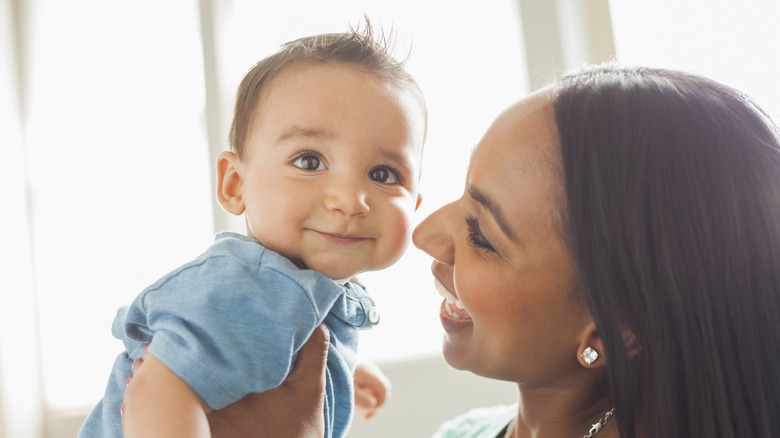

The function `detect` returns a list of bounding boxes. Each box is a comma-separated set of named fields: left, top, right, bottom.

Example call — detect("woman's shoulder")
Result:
left=431, top=403, right=517, bottom=438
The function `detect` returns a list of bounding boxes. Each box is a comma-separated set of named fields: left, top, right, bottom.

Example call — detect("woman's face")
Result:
left=412, top=91, right=593, bottom=383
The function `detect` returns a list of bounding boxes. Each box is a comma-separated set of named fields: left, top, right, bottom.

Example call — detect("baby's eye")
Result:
left=291, top=152, right=326, bottom=171
left=369, top=166, right=401, bottom=184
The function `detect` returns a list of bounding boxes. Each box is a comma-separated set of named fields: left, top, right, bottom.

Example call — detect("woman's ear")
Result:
left=217, top=151, right=245, bottom=215
left=576, top=322, right=640, bottom=368
left=576, top=322, right=607, bottom=368
left=622, top=328, right=640, bottom=359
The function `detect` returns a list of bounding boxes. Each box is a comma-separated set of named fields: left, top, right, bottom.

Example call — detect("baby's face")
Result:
left=238, top=63, right=425, bottom=282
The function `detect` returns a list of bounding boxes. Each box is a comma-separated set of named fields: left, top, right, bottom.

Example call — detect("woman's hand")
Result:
left=125, top=325, right=330, bottom=438
left=208, top=325, right=330, bottom=437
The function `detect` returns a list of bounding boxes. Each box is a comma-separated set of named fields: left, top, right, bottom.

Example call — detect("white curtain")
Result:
left=1, top=1, right=216, bottom=436
left=0, top=0, right=44, bottom=436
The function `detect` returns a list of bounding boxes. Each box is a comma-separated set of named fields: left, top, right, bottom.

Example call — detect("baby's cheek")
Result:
left=387, top=207, right=415, bottom=253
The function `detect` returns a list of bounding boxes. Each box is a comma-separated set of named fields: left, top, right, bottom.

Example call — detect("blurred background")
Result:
left=1, top=0, right=778, bottom=436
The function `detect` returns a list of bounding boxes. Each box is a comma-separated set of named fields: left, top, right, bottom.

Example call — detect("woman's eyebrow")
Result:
left=467, top=185, right=516, bottom=241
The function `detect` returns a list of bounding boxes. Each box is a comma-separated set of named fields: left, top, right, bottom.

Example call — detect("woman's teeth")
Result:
left=435, top=279, right=458, bottom=303
left=434, top=280, right=471, bottom=320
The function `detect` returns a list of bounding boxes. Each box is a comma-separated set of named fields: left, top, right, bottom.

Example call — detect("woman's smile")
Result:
left=433, top=276, right=473, bottom=331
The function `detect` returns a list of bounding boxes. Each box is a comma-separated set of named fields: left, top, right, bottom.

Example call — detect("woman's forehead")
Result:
left=467, top=93, right=562, bottom=236
left=470, top=92, right=558, bottom=181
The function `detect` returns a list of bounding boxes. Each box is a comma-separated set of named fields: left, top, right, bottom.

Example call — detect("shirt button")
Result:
left=368, top=307, right=380, bottom=324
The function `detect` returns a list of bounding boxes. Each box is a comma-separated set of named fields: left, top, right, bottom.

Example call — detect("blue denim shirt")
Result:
left=80, top=232, right=379, bottom=437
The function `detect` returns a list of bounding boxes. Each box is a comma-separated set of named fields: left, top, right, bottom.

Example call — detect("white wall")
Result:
left=346, top=355, right=517, bottom=438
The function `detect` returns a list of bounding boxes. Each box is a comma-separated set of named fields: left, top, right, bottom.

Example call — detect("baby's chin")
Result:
left=332, top=276, right=355, bottom=285
left=299, top=252, right=402, bottom=284
left=272, top=251, right=363, bottom=282
left=306, top=261, right=378, bottom=285
left=317, top=265, right=366, bottom=285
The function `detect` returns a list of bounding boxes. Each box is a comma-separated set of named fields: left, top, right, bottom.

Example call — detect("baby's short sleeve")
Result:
left=115, top=240, right=343, bottom=410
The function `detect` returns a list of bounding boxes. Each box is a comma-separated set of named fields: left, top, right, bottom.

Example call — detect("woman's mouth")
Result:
left=434, top=279, right=472, bottom=321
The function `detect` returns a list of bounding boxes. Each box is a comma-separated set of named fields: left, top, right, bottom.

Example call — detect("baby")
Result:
left=80, top=24, right=426, bottom=438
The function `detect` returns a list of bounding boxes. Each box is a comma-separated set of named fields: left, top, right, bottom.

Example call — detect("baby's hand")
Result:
left=353, top=360, right=391, bottom=421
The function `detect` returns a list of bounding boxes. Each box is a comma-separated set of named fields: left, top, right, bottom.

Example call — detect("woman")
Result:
left=416, top=63, right=780, bottom=437
left=133, top=63, right=780, bottom=437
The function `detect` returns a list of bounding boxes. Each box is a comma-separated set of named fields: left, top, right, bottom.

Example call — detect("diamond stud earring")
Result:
left=581, top=346, right=599, bottom=365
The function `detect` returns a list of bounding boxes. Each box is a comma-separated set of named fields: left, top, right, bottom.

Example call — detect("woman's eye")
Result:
left=291, top=153, right=326, bottom=171
left=369, top=166, right=400, bottom=184
left=465, top=214, right=495, bottom=252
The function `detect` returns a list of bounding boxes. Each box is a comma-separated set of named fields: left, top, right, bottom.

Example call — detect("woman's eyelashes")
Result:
left=465, top=214, right=495, bottom=252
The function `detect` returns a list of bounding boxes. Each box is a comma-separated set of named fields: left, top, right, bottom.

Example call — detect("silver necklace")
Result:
left=503, top=408, right=615, bottom=438
left=581, top=408, right=615, bottom=438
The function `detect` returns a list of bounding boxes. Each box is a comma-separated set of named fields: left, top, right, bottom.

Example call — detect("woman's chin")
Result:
left=441, top=332, right=474, bottom=371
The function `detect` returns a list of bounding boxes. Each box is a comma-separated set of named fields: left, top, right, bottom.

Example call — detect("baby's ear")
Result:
left=216, top=151, right=245, bottom=215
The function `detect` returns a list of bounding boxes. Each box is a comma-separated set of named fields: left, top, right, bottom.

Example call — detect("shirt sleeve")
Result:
left=116, top=252, right=325, bottom=410
left=431, top=404, right=518, bottom=438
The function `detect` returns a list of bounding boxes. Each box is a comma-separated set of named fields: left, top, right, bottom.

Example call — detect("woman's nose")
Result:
left=412, top=201, right=455, bottom=264
left=323, top=176, right=370, bottom=216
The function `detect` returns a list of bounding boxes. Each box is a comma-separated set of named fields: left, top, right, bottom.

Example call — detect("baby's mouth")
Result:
left=434, top=280, right=472, bottom=321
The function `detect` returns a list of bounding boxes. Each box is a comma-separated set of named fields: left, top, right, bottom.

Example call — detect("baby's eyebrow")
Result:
left=375, top=147, right=411, bottom=167
left=276, top=127, right=334, bottom=143
left=376, top=147, right=420, bottom=181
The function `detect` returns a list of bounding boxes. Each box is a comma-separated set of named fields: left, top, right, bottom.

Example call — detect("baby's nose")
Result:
left=323, top=176, right=370, bottom=216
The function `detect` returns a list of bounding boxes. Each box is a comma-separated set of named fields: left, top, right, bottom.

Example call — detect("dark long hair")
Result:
left=553, top=63, right=780, bottom=437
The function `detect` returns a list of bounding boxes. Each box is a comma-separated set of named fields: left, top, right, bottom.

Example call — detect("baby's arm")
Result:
left=123, top=350, right=212, bottom=438
left=354, top=360, right=391, bottom=420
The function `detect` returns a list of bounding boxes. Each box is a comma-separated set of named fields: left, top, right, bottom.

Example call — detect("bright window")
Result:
left=609, top=0, right=780, bottom=121
left=19, top=0, right=528, bottom=414
left=24, top=0, right=214, bottom=409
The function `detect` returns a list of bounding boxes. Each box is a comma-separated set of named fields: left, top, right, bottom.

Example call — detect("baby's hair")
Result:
left=228, top=18, right=425, bottom=158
